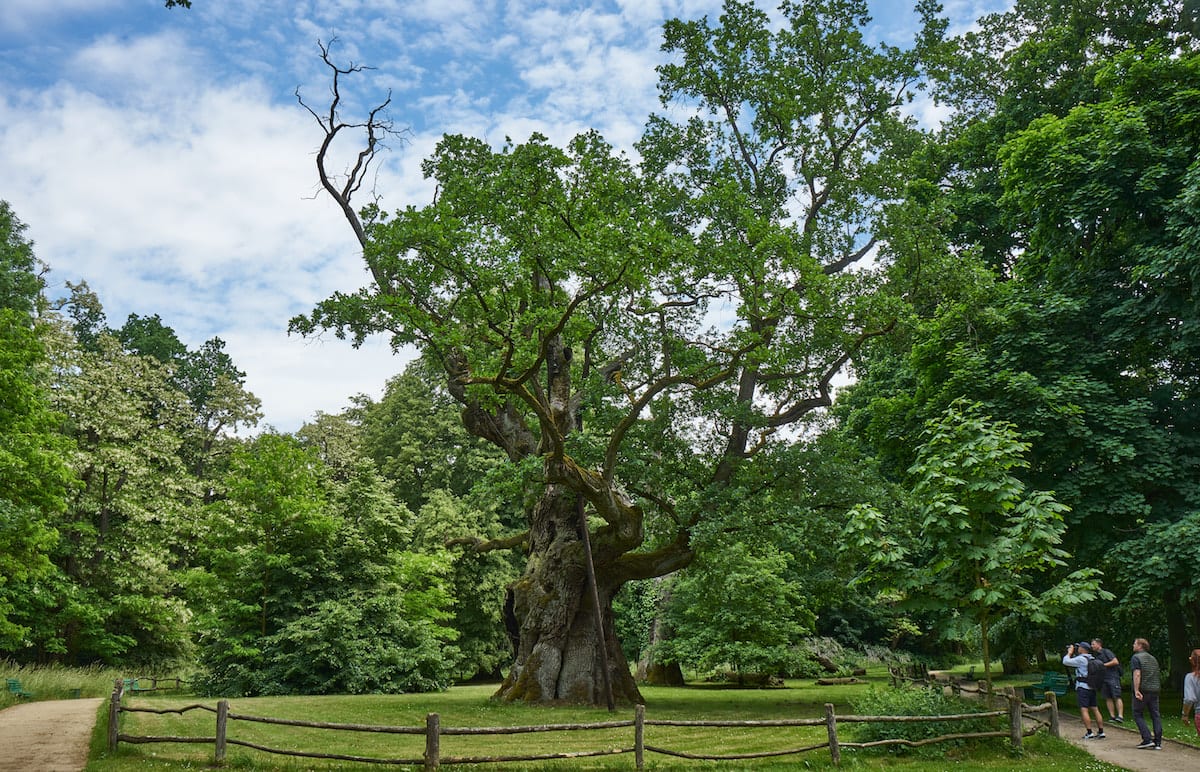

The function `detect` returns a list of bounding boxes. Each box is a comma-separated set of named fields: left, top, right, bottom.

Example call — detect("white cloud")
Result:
left=0, top=30, right=395, bottom=431
left=942, top=0, right=1015, bottom=35
left=223, top=329, right=409, bottom=434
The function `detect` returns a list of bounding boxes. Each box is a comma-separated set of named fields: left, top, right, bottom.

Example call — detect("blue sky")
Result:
left=0, top=0, right=1010, bottom=432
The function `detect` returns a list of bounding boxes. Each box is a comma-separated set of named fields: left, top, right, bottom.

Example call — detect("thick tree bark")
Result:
left=492, top=483, right=642, bottom=705
left=638, top=655, right=685, bottom=688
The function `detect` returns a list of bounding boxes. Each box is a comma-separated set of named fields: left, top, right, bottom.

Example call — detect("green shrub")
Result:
left=850, top=685, right=1005, bottom=756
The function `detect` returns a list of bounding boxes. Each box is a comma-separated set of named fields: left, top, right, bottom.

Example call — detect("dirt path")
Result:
left=0, top=698, right=103, bottom=772
left=1059, top=714, right=1200, bottom=772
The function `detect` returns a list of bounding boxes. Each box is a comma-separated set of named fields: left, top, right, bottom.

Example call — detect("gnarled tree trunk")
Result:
left=493, top=483, right=642, bottom=705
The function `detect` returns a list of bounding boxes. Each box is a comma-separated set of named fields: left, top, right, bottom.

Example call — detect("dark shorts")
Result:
left=1102, top=679, right=1122, bottom=698
left=1077, top=686, right=1099, bottom=708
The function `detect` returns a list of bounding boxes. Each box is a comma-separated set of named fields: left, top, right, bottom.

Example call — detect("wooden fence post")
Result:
left=424, top=712, right=441, bottom=771
left=825, top=702, right=840, bottom=766
left=633, top=705, right=643, bottom=768
left=107, top=683, right=121, bottom=752
left=215, top=699, right=229, bottom=765
left=1047, top=691, right=1060, bottom=738
left=1006, top=687, right=1022, bottom=754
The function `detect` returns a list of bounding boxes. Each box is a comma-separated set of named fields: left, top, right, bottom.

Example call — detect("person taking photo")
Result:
left=1064, top=642, right=1106, bottom=739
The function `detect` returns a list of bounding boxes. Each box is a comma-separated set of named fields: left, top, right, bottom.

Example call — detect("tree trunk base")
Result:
left=637, top=660, right=684, bottom=687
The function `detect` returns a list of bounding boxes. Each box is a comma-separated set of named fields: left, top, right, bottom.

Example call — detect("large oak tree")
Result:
left=294, top=0, right=941, bottom=705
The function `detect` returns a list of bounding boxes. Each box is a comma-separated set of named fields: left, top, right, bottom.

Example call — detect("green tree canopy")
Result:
left=0, top=203, right=75, bottom=653
left=190, top=432, right=458, bottom=695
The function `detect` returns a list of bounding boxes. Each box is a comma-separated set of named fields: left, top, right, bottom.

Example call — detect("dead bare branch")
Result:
left=297, top=39, right=407, bottom=260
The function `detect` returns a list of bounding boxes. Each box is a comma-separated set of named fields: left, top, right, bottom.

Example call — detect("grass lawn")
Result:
left=2, top=661, right=132, bottom=705
left=83, top=672, right=1122, bottom=771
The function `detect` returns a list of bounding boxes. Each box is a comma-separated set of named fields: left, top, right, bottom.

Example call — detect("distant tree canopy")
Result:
left=847, top=400, right=1110, bottom=684
left=0, top=198, right=497, bottom=687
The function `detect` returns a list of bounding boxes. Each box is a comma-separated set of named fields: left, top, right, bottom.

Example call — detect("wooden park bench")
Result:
left=123, top=676, right=184, bottom=695
left=1022, top=671, right=1070, bottom=701
left=6, top=678, right=33, bottom=700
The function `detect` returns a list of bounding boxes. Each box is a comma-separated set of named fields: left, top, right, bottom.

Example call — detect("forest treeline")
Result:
left=0, top=231, right=519, bottom=693
left=3, top=0, right=1199, bottom=698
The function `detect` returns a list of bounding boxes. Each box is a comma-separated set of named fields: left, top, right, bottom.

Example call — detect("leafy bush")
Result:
left=662, top=543, right=812, bottom=677
left=785, top=636, right=856, bottom=678
left=850, top=685, right=1005, bottom=756
left=194, top=557, right=459, bottom=697
left=188, top=438, right=460, bottom=697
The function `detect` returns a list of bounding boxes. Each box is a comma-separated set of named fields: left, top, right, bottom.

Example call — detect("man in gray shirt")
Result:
left=1131, top=637, right=1162, bottom=750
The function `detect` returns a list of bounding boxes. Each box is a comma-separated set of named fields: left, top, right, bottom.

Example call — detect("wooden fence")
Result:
left=107, top=680, right=1061, bottom=769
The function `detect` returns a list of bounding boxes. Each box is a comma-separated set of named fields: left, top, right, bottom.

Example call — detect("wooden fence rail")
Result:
left=108, top=681, right=1060, bottom=769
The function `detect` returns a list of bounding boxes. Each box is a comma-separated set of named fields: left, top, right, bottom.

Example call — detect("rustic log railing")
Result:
left=107, top=681, right=1060, bottom=769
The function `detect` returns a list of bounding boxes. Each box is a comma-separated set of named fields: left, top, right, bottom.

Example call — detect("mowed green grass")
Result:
left=84, top=674, right=1121, bottom=771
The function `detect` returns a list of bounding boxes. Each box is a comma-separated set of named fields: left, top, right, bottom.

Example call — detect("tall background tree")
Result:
left=839, top=0, right=1200, bottom=678
left=0, top=202, right=76, bottom=655
left=48, top=306, right=196, bottom=665
left=846, top=400, right=1108, bottom=684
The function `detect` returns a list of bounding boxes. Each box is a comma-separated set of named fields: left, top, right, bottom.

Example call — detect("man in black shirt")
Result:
left=1091, top=637, right=1125, bottom=723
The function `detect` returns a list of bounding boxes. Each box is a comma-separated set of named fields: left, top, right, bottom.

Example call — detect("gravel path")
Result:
left=0, top=698, right=103, bottom=772
left=1058, top=714, right=1200, bottom=772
